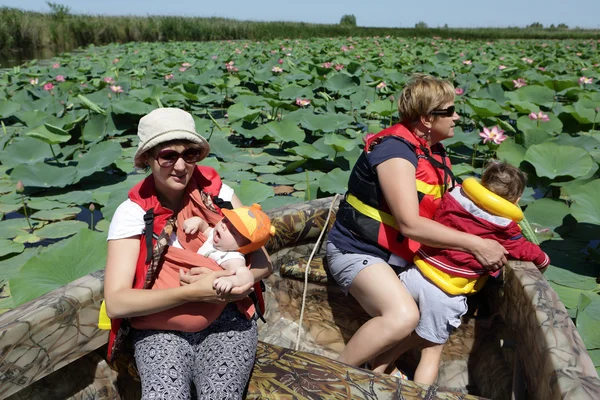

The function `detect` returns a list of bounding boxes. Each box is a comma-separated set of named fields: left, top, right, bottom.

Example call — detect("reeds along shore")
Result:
left=1, top=7, right=600, bottom=54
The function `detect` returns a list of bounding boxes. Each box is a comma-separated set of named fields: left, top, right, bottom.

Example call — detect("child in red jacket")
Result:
left=372, top=161, right=549, bottom=384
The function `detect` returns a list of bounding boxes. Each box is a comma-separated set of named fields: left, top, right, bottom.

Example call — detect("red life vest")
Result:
left=106, top=166, right=265, bottom=361
left=335, top=123, right=453, bottom=262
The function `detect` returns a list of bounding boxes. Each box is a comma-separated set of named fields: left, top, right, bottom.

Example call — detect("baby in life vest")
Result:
left=373, top=161, right=550, bottom=384
left=182, top=203, right=276, bottom=294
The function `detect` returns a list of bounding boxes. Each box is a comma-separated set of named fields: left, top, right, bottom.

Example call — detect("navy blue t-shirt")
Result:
left=328, top=136, right=418, bottom=259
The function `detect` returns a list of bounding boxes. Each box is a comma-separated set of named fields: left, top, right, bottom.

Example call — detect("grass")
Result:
left=1, top=6, right=600, bottom=55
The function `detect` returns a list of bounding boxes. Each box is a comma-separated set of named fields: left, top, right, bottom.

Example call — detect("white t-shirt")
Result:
left=197, top=229, right=245, bottom=265
left=107, top=182, right=235, bottom=249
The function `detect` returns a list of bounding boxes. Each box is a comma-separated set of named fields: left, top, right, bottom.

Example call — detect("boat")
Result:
left=1, top=196, right=599, bottom=399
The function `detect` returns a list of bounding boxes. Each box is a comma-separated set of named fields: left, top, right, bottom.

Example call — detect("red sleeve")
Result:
left=499, top=223, right=550, bottom=270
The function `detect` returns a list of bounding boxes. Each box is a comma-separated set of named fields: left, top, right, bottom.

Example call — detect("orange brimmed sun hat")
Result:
left=134, top=108, right=210, bottom=168
left=222, top=204, right=276, bottom=254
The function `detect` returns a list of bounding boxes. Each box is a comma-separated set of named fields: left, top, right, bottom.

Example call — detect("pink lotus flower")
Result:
left=341, top=46, right=349, bottom=52
left=278, top=58, right=284, bottom=64
left=498, top=65, right=507, bottom=70
left=455, top=88, right=464, bottom=95
left=538, top=67, right=546, bottom=71
left=52, top=63, right=60, bottom=69
left=164, top=74, right=174, bottom=80
left=479, top=126, right=507, bottom=145
left=271, top=66, right=283, bottom=73
left=379, top=52, right=384, bottom=57
left=334, top=64, right=344, bottom=71
left=43, top=82, right=54, bottom=91
left=529, top=111, right=550, bottom=122
left=322, top=62, right=332, bottom=68
left=579, top=76, right=593, bottom=85
left=113, top=58, right=120, bottom=64
left=521, top=57, right=533, bottom=64
left=295, top=98, right=310, bottom=107
left=270, top=50, right=277, bottom=54
left=181, top=62, right=191, bottom=68
left=30, top=78, right=38, bottom=85
left=103, top=77, right=114, bottom=83
left=211, top=55, right=218, bottom=60
left=463, top=60, right=472, bottom=65
left=376, top=82, right=387, bottom=90
left=110, top=85, right=123, bottom=93
left=55, top=75, right=65, bottom=82
left=179, top=67, right=187, bottom=72
left=513, top=78, right=527, bottom=88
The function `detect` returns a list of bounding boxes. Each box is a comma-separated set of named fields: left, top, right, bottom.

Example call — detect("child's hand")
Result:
left=182, top=217, right=201, bottom=234
left=213, top=277, right=234, bottom=295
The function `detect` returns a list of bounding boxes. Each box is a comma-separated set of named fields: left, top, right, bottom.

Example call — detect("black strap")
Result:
left=143, top=209, right=154, bottom=264
left=249, top=291, right=266, bottom=323
left=419, top=145, right=456, bottom=195
left=213, top=196, right=233, bottom=210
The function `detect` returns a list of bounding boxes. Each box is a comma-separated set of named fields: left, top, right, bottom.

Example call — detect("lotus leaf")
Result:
left=568, top=179, right=600, bottom=225
left=74, top=141, right=123, bottom=181
left=467, top=99, right=505, bottom=118
left=524, top=142, right=595, bottom=179
left=227, top=103, right=260, bottom=123
left=13, top=233, right=41, bottom=244
left=524, top=198, right=570, bottom=229
left=227, top=180, right=274, bottom=205
left=0, top=240, right=24, bottom=258
left=263, top=119, right=305, bottom=143
left=496, top=138, right=526, bottom=167
left=31, top=207, right=81, bottom=221
left=25, top=124, right=71, bottom=145
left=34, top=221, right=89, bottom=239
left=10, top=162, right=77, bottom=188
left=0, top=100, right=20, bottom=118
left=9, top=229, right=108, bottom=306
left=0, top=137, right=54, bottom=168
left=319, top=168, right=350, bottom=195
left=288, top=144, right=328, bottom=159
left=576, top=293, right=600, bottom=350
left=516, top=114, right=563, bottom=135
left=514, top=84, right=555, bottom=107
left=111, top=99, right=155, bottom=115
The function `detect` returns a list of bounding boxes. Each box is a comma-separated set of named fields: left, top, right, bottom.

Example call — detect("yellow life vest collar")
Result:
left=461, top=178, right=523, bottom=222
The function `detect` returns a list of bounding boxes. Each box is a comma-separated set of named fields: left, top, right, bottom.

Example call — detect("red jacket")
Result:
left=417, top=186, right=549, bottom=279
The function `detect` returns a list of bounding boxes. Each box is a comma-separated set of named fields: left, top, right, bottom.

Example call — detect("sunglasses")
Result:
left=430, top=105, right=456, bottom=117
left=155, top=148, right=203, bottom=168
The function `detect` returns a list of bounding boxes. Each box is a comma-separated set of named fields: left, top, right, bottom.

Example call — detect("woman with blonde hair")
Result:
left=326, top=74, right=507, bottom=382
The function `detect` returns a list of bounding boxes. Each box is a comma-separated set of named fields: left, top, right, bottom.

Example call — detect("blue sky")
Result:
left=1, top=0, right=599, bottom=29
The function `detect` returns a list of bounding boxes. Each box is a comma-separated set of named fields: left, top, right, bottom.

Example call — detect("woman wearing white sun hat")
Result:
left=103, top=107, right=272, bottom=399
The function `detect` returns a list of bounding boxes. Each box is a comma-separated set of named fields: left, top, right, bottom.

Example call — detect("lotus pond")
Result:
left=0, top=36, right=599, bottom=372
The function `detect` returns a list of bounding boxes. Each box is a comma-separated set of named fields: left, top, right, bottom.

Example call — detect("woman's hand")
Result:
left=471, top=238, right=508, bottom=271
left=179, top=268, right=253, bottom=303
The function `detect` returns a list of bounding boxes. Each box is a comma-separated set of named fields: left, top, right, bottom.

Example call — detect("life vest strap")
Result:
left=346, top=194, right=399, bottom=229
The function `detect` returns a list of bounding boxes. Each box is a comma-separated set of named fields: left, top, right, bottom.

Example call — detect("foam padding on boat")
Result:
left=280, top=257, right=333, bottom=284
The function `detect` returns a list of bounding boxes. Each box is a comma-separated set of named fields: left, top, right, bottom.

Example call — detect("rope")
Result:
left=295, top=194, right=339, bottom=351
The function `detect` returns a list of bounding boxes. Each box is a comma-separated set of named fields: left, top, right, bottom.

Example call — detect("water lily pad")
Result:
left=319, top=168, right=350, bottom=194
left=0, top=239, right=25, bottom=258
left=544, top=264, right=598, bottom=291
left=111, top=99, right=155, bottom=115
left=0, top=137, right=54, bottom=168
left=524, top=143, right=595, bottom=179
left=10, top=162, right=77, bottom=188
left=9, top=229, right=108, bottom=306
left=0, top=100, right=21, bottom=118
left=34, top=220, right=89, bottom=239
left=263, top=119, right=305, bottom=143
left=228, top=180, right=274, bottom=205
left=514, top=85, right=555, bottom=106
left=289, top=144, right=328, bottom=159
left=0, top=247, right=41, bottom=281
left=27, top=199, right=69, bottom=210
left=74, top=140, right=123, bottom=181
left=13, top=233, right=41, bottom=244
left=568, top=179, right=600, bottom=225
left=26, top=124, right=71, bottom=145
left=496, top=138, right=526, bottom=167
left=252, top=165, right=281, bottom=174
left=0, top=202, right=21, bottom=214
left=576, top=293, right=600, bottom=349
left=227, top=103, right=260, bottom=123
left=524, top=198, right=570, bottom=229
left=516, top=114, right=563, bottom=135
left=31, top=207, right=81, bottom=221
left=468, top=99, right=505, bottom=117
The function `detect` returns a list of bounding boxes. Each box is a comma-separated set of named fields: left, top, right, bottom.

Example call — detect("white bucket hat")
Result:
left=134, top=108, right=210, bottom=168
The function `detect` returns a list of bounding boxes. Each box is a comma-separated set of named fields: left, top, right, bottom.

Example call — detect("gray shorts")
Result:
left=399, top=265, right=468, bottom=344
left=326, top=241, right=389, bottom=296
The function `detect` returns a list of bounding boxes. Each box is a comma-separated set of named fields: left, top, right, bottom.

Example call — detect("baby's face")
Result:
left=212, top=218, right=248, bottom=251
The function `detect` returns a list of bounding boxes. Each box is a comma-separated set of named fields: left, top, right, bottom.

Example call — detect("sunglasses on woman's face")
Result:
left=155, top=148, right=203, bottom=168
left=430, top=105, right=456, bottom=117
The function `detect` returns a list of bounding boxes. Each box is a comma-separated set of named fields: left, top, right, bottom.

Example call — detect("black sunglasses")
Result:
left=430, top=105, right=456, bottom=117
left=155, top=148, right=203, bottom=168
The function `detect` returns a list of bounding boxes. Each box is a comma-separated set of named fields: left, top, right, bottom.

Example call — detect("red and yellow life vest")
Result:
left=335, top=123, right=453, bottom=262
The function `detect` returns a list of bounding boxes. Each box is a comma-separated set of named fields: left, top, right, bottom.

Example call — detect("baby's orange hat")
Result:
left=222, top=204, right=276, bottom=254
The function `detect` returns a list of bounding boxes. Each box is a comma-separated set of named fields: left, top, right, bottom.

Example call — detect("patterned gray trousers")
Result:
left=133, top=304, right=258, bottom=400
